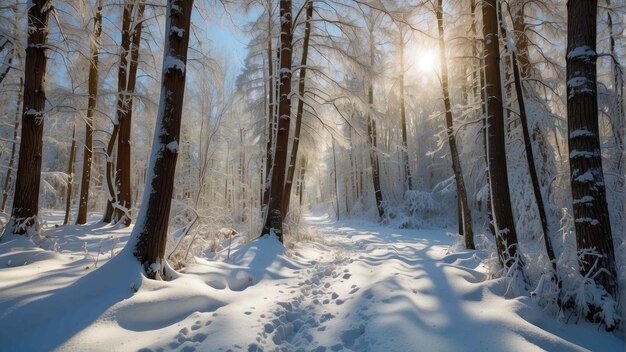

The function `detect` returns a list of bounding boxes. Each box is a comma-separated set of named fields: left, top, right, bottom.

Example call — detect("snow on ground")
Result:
left=0, top=211, right=623, bottom=351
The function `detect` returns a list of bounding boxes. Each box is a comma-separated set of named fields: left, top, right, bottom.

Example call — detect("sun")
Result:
left=416, top=49, right=437, bottom=72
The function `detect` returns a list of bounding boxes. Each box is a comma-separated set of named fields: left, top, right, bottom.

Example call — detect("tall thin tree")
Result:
left=134, top=0, right=194, bottom=279
left=113, top=0, right=146, bottom=225
left=262, top=0, right=292, bottom=242
left=566, top=0, right=618, bottom=327
left=76, top=0, right=104, bottom=225
left=436, top=0, right=474, bottom=249
left=283, top=0, right=313, bottom=216
left=3, top=0, right=50, bottom=236
left=482, top=0, right=522, bottom=268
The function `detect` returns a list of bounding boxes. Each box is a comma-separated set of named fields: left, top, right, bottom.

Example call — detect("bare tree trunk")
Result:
left=566, top=0, right=618, bottom=327
left=262, top=0, right=274, bottom=210
left=501, top=4, right=556, bottom=267
left=103, top=1, right=132, bottom=224
left=2, top=79, right=22, bottom=212
left=64, top=124, right=77, bottom=225
left=76, top=0, right=103, bottom=224
left=3, top=0, right=50, bottom=236
left=102, top=125, right=119, bottom=223
left=134, top=0, right=194, bottom=279
left=262, top=0, right=292, bottom=242
left=511, top=51, right=556, bottom=267
left=398, top=28, right=412, bottom=192
left=482, top=0, right=522, bottom=268
left=437, top=0, right=474, bottom=249
left=283, top=0, right=312, bottom=216
left=367, top=33, right=384, bottom=220
left=114, top=1, right=146, bottom=226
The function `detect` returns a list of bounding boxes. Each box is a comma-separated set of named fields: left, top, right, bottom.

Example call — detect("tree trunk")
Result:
left=2, top=79, right=22, bottom=212
left=437, top=0, right=474, bottom=249
left=262, top=0, right=274, bottom=210
left=114, top=1, right=146, bottom=226
left=76, top=0, right=103, bottom=225
left=482, top=0, right=522, bottom=268
left=566, top=0, right=618, bottom=326
left=3, top=0, right=50, bottom=236
left=134, top=0, right=194, bottom=279
left=283, top=0, right=312, bottom=216
left=262, top=0, right=292, bottom=242
left=501, top=5, right=556, bottom=267
left=367, top=33, right=384, bottom=220
left=64, top=124, right=77, bottom=225
left=398, top=29, right=412, bottom=192
left=511, top=51, right=556, bottom=267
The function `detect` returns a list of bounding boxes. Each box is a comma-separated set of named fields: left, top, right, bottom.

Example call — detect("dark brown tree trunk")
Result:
left=114, top=1, right=146, bottom=226
left=3, top=0, right=50, bottom=236
left=2, top=79, right=22, bottom=212
left=566, top=0, right=618, bottom=326
left=437, top=0, right=474, bottom=249
left=76, top=0, right=103, bottom=225
left=511, top=51, right=556, bottom=267
left=64, top=124, right=77, bottom=225
left=283, top=0, right=312, bottom=216
left=398, top=29, right=412, bottom=192
left=103, top=0, right=132, bottom=224
left=102, top=125, right=119, bottom=223
left=262, top=0, right=292, bottom=242
left=483, top=0, right=522, bottom=268
left=134, top=0, right=194, bottom=280
left=502, top=4, right=556, bottom=267
left=262, top=0, right=274, bottom=210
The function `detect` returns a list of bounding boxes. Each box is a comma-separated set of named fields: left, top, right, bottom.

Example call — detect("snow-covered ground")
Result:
left=0, top=212, right=623, bottom=351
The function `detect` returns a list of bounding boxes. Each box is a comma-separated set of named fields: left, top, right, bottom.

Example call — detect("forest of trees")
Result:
left=0, top=0, right=623, bottom=330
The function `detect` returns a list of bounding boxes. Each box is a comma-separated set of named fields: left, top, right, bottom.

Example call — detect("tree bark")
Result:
left=283, top=0, right=312, bottom=216
left=502, top=4, right=556, bottom=267
left=114, top=0, right=146, bottom=226
left=64, top=124, right=77, bottom=225
left=76, top=0, right=103, bottom=224
left=566, top=0, right=618, bottom=325
left=262, top=0, right=292, bottom=242
left=482, top=0, right=522, bottom=268
left=133, top=0, right=194, bottom=279
left=262, top=0, right=275, bottom=210
left=511, top=50, right=556, bottom=267
left=437, top=0, right=474, bottom=249
left=3, top=0, right=50, bottom=236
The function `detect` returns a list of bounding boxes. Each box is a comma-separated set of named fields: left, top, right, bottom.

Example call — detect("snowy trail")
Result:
left=175, top=214, right=622, bottom=351
left=0, top=213, right=623, bottom=351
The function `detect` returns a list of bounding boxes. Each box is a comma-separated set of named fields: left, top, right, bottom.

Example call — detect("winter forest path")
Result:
left=183, top=213, right=619, bottom=352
